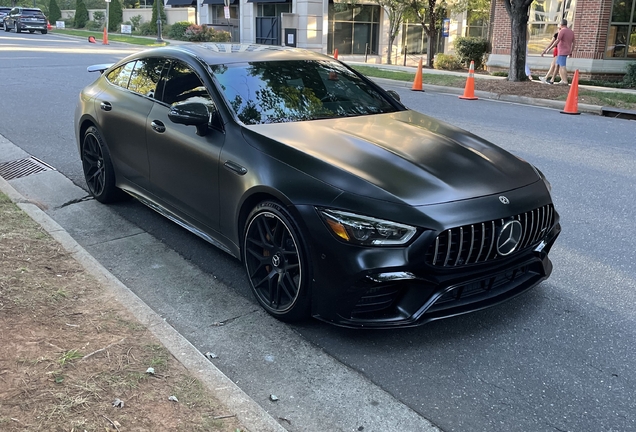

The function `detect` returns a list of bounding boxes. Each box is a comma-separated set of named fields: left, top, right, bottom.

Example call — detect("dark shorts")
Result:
left=556, top=55, right=568, bottom=67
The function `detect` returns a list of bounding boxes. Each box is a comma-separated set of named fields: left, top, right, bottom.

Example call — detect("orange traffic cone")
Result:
left=560, top=69, right=580, bottom=115
left=411, top=58, right=424, bottom=91
left=333, top=48, right=338, bottom=60
left=102, top=27, right=108, bottom=45
left=88, top=36, right=96, bottom=43
left=459, top=61, right=478, bottom=100
left=47, top=20, right=52, bottom=30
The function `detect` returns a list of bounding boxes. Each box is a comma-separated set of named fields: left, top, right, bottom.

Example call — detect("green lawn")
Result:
left=52, top=29, right=168, bottom=46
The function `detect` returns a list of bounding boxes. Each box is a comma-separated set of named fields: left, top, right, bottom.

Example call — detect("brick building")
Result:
left=487, top=0, right=635, bottom=79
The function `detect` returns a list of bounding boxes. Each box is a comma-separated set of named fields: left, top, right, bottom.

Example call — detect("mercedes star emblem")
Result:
left=497, top=220, right=523, bottom=256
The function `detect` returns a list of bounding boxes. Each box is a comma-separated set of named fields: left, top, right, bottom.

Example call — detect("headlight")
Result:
left=318, top=208, right=417, bottom=246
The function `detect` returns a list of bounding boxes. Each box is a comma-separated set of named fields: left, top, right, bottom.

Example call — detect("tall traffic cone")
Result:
left=459, top=60, right=478, bottom=100
left=333, top=48, right=338, bottom=60
left=47, top=20, right=52, bottom=30
left=411, top=58, right=424, bottom=91
left=560, top=69, right=580, bottom=115
left=102, top=27, right=108, bottom=45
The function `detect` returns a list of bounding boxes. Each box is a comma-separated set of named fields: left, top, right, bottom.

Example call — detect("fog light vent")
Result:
left=0, top=157, right=55, bottom=181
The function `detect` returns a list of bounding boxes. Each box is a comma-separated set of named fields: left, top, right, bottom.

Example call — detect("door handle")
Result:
left=100, top=101, right=112, bottom=111
left=151, top=120, right=166, bottom=133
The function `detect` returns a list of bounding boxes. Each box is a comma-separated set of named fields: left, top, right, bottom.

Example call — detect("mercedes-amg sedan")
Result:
left=75, top=44, right=560, bottom=328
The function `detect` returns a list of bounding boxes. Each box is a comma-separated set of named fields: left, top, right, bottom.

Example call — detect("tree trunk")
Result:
left=503, top=0, right=533, bottom=82
left=387, top=38, right=394, bottom=64
left=509, top=15, right=528, bottom=81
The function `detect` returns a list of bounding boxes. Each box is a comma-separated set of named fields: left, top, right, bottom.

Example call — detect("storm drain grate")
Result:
left=0, top=157, right=56, bottom=181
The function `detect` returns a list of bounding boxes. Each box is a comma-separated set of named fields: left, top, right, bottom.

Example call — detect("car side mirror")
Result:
left=168, top=101, right=213, bottom=136
left=386, top=90, right=401, bottom=102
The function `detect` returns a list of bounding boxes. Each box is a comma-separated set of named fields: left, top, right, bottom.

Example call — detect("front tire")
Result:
left=81, top=126, right=126, bottom=203
left=243, top=201, right=312, bottom=322
left=14, top=22, right=20, bottom=33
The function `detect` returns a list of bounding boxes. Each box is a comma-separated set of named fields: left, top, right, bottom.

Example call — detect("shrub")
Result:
left=85, top=20, right=102, bottom=31
left=183, top=25, right=231, bottom=42
left=108, top=0, right=123, bottom=32
left=623, top=62, right=636, bottom=88
left=74, top=0, right=89, bottom=28
left=92, top=11, right=104, bottom=25
left=434, top=53, right=462, bottom=71
left=129, top=14, right=142, bottom=31
left=167, top=21, right=191, bottom=40
left=454, top=37, right=490, bottom=69
left=137, top=21, right=155, bottom=36
left=48, top=0, right=62, bottom=23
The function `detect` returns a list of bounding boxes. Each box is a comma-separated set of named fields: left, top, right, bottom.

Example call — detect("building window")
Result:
left=401, top=23, right=427, bottom=55
left=257, top=3, right=291, bottom=18
left=527, top=0, right=576, bottom=54
left=210, top=5, right=238, bottom=24
left=328, top=2, right=380, bottom=55
left=606, top=0, right=636, bottom=58
left=464, top=10, right=489, bottom=38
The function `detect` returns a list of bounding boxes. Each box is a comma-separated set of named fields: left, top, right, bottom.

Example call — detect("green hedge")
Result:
left=453, top=37, right=490, bottom=69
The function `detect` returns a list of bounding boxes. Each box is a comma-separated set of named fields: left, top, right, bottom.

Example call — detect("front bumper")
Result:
left=295, top=188, right=561, bottom=329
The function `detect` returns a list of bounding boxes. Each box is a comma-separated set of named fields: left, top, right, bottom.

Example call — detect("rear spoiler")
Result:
left=87, top=64, right=113, bottom=74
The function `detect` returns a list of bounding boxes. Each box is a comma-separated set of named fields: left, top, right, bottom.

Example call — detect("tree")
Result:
left=502, top=0, right=532, bottom=81
left=74, top=0, right=89, bottom=28
left=109, top=0, right=123, bottom=31
left=376, top=0, right=408, bottom=64
left=406, top=0, right=445, bottom=68
left=48, top=0, right=62, bottom=23
left=150, top=0, right=166, bottom=33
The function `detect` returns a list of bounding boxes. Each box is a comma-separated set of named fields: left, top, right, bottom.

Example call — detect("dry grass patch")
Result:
left=0, top=193, right=246, bottom=432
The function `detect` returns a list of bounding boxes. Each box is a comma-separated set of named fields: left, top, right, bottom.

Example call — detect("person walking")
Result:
left=554, top=19, right=575, bottom=85
left=539, top=30, right=559, bottom=84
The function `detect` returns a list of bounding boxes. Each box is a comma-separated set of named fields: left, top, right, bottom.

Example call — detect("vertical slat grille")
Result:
left=426, top=204, right=555, bottom=267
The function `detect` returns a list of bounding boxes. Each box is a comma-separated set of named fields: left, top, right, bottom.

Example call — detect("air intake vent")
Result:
left=0, top=157, right=56, bottom=181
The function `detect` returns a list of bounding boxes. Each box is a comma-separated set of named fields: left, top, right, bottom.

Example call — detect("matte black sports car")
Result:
left=75, top=43, right=560, bottom=328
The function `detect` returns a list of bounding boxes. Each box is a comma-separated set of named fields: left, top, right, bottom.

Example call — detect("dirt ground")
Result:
left=473, top=78, right=572, bottom=100
left=0, top=193, right=246, bottom=432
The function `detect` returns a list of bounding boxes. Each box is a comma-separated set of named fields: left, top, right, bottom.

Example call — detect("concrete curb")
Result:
left=0, top=175, right=287, bottom=432
left=370, top=77, right=604, bottom=115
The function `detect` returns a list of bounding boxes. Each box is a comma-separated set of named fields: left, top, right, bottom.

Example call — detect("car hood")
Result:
left=243, top=110, right=540, bottom=206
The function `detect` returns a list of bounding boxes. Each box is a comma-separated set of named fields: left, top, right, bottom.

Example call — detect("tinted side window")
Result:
left=128, top=58, right=166, bottom=99
left=161, top=60, right=213, bottom=106
left=106, top=61, right=136, bottom=89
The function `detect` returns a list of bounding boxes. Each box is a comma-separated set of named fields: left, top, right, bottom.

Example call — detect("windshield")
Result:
left=209, top=60, right=399, bottom=125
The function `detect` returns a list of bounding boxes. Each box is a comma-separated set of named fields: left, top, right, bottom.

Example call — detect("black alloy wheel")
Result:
left=81, top=126, right=125, bottom=203
left=243, top=202, right=311, bottom=322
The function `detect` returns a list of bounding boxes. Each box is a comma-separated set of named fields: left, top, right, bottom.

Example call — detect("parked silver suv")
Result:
left=3, top=7, right=48, bottom=34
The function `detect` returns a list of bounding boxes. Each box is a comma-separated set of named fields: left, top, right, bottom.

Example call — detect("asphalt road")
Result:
left=1, top=33, right=635, bottom=432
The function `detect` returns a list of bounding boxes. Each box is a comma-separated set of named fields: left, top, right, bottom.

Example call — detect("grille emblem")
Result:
left=497, top=220, right=523, bottom=256
left=499, top=196, right=510, bottom=204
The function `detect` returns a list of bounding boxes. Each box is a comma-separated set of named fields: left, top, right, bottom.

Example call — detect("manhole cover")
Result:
left=0, top=157, right=56, bottom=181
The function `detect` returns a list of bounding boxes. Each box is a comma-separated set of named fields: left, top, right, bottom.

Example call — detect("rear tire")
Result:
left=81, top=126, right=127, bottom=203
left=243, top=201, right=312, bottom=322
left=41, top=29, right=47, bottom=34
left=29, top=30, right=34, bottom=33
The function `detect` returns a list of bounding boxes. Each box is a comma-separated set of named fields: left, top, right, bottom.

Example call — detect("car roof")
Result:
left=149, top=43, right=330, bottom=66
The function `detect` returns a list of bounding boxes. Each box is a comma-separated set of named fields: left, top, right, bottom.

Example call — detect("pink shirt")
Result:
left=557, top=27, right=575, bottom=56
